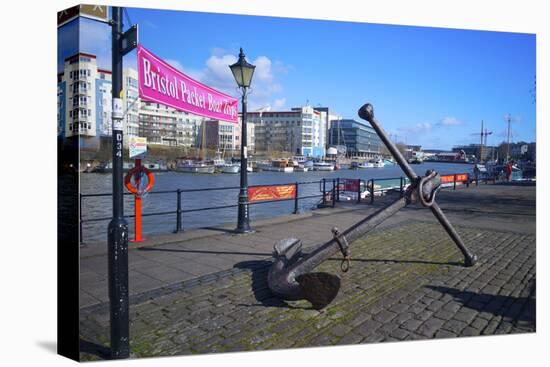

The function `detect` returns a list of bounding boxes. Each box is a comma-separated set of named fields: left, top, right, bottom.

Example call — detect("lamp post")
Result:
left=108, top=6, right=129, bottom=358
left=230, top=48, right=255, bottom=233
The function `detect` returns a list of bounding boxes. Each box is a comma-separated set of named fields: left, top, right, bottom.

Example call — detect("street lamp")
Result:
left=230, top=48, right=255, bottom=233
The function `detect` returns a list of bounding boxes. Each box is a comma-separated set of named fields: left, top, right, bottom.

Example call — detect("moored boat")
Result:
left=357, top=161, right=374, bottom=169
left=220, top=163, right=240, bottom=174
left=176, top=160, right=216, bottom=174
left=313, top=161, right=335, bottom=171
left=256, top=159, right=294, bottom=172
left=370, top=158, right=385, bottom=168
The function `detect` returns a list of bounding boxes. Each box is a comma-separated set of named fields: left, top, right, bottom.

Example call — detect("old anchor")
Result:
left=267, top=102, right=478, bottom=310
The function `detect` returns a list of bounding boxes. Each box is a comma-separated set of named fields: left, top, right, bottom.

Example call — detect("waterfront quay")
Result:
left=79, top=181, right=535, bottom=359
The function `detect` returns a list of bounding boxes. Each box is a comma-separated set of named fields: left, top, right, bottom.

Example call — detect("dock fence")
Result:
left=80, top=172, right=475, bottom=243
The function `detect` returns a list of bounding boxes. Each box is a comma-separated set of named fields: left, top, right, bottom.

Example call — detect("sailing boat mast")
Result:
left=200, top=120, right=206, bottom=161
left=506, top=114, right=512, bottom=162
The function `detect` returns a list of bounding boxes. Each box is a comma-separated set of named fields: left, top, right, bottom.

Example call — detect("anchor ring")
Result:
left=341, top=257, right=351, bottom=273
left=417, top=171, right=440, bottom=207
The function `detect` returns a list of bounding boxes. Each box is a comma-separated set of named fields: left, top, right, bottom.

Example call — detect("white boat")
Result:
left=370, top=158, right=385, bottom=168
left=176, top=160, right=216, bottom=174
left=290, top=159, right=309, bottom=172
left=212, top=158, right=226, bottom=167
left=92, top=161, right=134, bottom=173
left=256, top=159, right=294, bottom=172
left=313, top=162, right=335, bottom=171
left=220, top=163, right=240, bottom=174
left=213, top=156, right=240, bottom=174
left=294, top=165, right=309, bottom=172
left=357, top=161, right=374, bottom=169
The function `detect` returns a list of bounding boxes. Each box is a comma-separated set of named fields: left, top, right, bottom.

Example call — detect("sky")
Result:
left=58, top=7, right=536, bottom=150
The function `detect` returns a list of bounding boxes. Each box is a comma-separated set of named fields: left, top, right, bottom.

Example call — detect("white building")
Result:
left=57, top=52, right=231, bottom=150
left=58, top=53, right=104, bottom=140
left=247, top=105, right=326, bottom=158
left=139, top=101, right=205, bottom=147
left=123, top=68, right=140, bottom=138
left=58, top=53, right=138, bottom=146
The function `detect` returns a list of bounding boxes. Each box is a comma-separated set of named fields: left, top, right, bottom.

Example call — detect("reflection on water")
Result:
left=80, top=162, right=473, bottom=244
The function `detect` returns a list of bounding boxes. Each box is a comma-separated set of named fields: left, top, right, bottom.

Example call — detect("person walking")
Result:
left=505, top=161, right=513, bottom=182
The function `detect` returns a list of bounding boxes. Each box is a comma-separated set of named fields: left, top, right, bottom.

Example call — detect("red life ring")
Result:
left=124, top=165, right=155, bottom=195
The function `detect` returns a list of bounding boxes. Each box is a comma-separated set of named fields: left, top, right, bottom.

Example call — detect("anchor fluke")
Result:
left=296, top=273, right=341, bottom=310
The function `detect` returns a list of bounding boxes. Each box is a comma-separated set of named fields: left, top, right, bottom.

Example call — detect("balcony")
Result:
left=72, top=114, right=92, bottom=122
left=73, top=88, right=89, bottom=95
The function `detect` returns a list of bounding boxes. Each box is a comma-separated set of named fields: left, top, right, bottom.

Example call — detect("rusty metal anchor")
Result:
left=267, top=102, right=477, bottom=310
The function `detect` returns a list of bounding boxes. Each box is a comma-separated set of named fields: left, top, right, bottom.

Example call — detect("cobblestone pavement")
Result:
left=79, top=220, right=536, bottom=360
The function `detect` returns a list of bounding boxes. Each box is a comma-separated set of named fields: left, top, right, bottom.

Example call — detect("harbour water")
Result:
left=80, top=162, right=473, bottom=243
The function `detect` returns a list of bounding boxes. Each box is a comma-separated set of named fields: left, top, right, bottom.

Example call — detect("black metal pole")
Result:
left=294, top=182, right=299, bottom=214
left=332, top=179, right=336, bottom=207
left=236, top=90, right=252, bottom=233
left=79, top=193, right=83, bottom=245
left=322, top=179, right=326, bottom=205
left=107, top=6, right=130, bottom=359
left=174, top=189, right=182, bottom=233
left=370, top=179, right=374, bottom=204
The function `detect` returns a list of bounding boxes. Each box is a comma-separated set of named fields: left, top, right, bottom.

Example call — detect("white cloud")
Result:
left=438, top=117, right=462, bottom=126
left=273, top=98, right=286, bottom=109
left=397, top=122, right=433, bottom=134
left=180, top=51, right=288, bottom=110
left=273, top=60, right=294, bottom=74
left=165, top=59, right=184, bottom=72
left=210, top=47, right=227, bottom=56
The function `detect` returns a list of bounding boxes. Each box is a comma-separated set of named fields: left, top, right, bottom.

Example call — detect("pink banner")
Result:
left=137, top=45, right=238, bottom=123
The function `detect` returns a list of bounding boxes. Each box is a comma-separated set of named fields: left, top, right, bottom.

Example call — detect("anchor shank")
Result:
left=359, top=102, right=477, bottom=267
left=290, top=195, right=409, bottom=277
left=366, top=115, right=418, bottom=182
left=429, top=202, right=477, bottom=266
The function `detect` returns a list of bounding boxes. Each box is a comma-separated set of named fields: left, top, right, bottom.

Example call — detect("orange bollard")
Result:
left=131, top=159, right=144, bottom=242
left=133, top=195, right=143, bottom=242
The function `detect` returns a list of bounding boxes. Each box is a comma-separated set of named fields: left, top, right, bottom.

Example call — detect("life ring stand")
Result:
left=124, top=161, right=155, bottom=243
left=124, top=165, right=155, bottom=196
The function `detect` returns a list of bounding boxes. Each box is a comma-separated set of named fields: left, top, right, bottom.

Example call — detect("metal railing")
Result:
left=79, top=173, right=475, bottom=243
left=80, top=180, right=327, bottom=243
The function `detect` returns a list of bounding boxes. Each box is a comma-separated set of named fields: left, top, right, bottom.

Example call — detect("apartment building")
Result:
left=57, top=53, right=138, bottom=148
left=58, top=53, right=103, bottom=141
left=139, top=101, right=204, bottom=147
left=247, top=105, right=326, bottom=158
left=203, top=120, right=240, bottom=154
left=58, top=52, right=207, bottom=149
